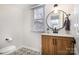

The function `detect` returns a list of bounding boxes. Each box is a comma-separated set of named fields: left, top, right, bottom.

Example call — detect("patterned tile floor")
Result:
left=14, top=47, right=40, bottom=55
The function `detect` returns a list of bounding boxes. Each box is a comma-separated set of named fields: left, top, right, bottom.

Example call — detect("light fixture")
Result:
left=53, top=4, right=58, bottom=7
left=53, top=4, right=58, bottom=13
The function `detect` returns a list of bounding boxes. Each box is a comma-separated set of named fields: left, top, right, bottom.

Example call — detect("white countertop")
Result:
left=41, top=33, right=74, bottom=37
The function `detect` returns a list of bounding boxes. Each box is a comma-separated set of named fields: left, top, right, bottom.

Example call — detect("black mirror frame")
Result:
left=46, top=10, right=70, bottom=33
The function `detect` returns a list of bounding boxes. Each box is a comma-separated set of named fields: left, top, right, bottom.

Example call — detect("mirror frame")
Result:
left=46, top=10, right=68, bottom=33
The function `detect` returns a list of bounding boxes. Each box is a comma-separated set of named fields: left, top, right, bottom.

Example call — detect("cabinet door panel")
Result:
left=42, top=35, right=51, bottom=54
left=63, top=38, right=74, bottom=54
left=56, top=37, right=67, bottom=55
left=42, top=35, right=55, bottom=55
left=51, top=36, right=57, bottom=55
left=42, top=35, right=47, bottom=54
left=56, top=37, right=74, bottom=55
left=49, top=36, right=55, bottom=54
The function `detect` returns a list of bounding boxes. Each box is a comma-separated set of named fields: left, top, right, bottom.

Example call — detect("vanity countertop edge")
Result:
left=41, top=33, right=74, bottom=38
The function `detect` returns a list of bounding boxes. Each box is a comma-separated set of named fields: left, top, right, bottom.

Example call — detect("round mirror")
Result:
left=46, top=10, right=68, bottom=33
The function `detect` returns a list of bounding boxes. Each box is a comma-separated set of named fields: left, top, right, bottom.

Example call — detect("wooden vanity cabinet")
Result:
left=42, top=35, right=75, bottom=55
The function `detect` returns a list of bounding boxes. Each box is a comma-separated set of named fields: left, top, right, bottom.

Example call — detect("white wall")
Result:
left=72, top=4, right=79, bottom=54
left=23, top=5, right=41, bottom=51
left=0, top=4, right=25, bottom=48
left=0, top=4, right=41, bottom=52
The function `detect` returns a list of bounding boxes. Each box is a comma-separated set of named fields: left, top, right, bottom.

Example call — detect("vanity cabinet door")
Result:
left=42, top=35, right=49, bottom=54
left=62, top=37, right=74, bottom=54
left=42, top=35, right=55, bottom=55
left=56, top=37, right=74, bottom=55
left=56, top=37, right=67, bottom=55
left=51, top=36, right=57, bottom=55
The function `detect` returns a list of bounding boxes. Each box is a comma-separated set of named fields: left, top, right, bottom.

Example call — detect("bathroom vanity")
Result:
left=41, top=33, right=76, bottom=55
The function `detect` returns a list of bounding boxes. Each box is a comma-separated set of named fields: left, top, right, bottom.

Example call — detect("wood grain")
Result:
left=42, top=35, right=75, bottom=55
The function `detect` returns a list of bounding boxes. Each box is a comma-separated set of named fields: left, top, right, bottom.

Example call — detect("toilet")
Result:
left=0, top=45, right=16, bottom=55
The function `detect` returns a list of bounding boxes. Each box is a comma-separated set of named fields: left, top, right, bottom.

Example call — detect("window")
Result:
left=32, top=5, right=45, bottom=32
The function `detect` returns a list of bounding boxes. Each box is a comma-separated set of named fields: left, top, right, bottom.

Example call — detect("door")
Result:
left=42, top=35, right=55, bottom=55
left=63, top=37, right=74, bottom=54
left=56, top=37, right=74, bottom=55
left=56, top=37, right=67, bottom=55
